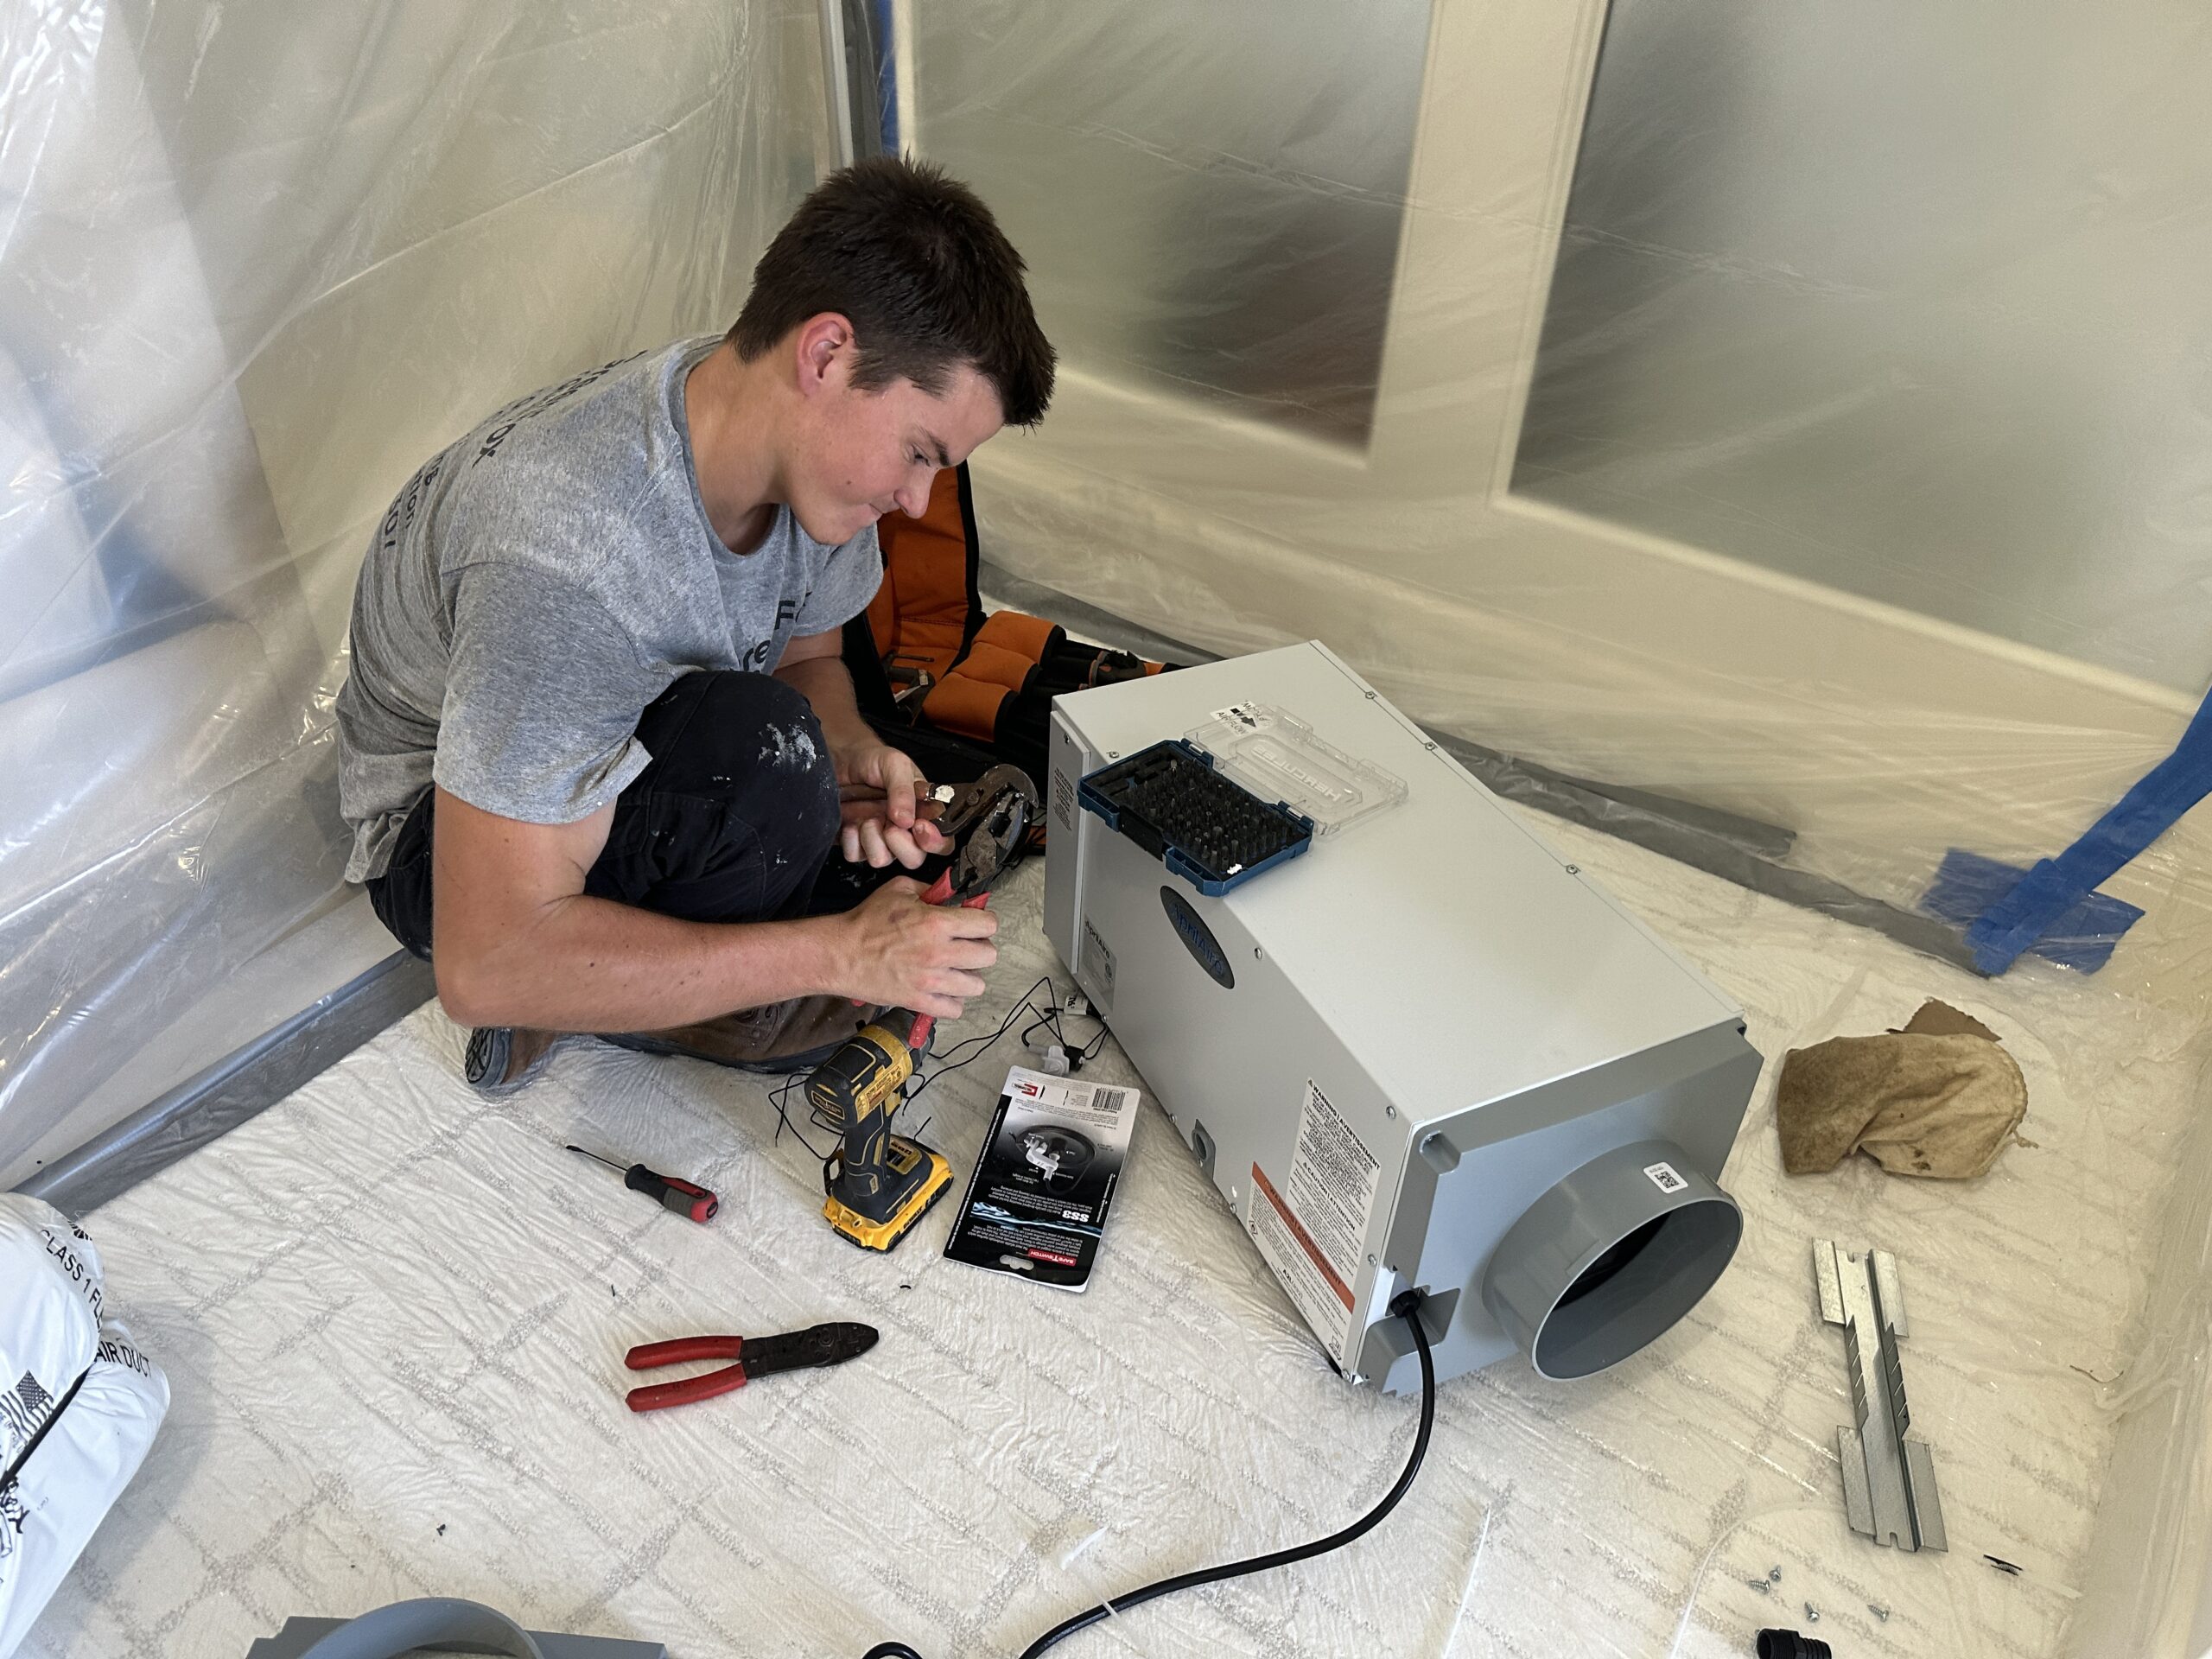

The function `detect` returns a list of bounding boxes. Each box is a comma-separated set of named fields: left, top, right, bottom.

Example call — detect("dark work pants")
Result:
left=366, top=671, right=846, bottom=962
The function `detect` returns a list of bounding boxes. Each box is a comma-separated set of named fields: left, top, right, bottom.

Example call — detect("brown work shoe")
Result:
left=606, top=995, right=884, bottom=1075
left=463, top=1026, right=564, bottom=1096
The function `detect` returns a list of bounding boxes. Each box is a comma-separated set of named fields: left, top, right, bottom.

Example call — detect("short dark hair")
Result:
left=730, top=156, right=1055, bottom=428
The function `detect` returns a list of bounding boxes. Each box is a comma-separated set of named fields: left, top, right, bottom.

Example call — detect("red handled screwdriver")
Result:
left=565, top=1145, right=719, bottom=1223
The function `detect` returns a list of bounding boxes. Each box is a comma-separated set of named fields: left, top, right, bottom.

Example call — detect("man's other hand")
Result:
left=830, top=877, right=998, bottom=1017
left=834, top=740, right=950, bottom=868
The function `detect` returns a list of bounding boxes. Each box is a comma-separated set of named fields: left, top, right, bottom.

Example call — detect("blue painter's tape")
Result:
left=871, top=0, right=899, bottom=154
left=1955, top=684, right=2212, bottom=975
left=1923, top=849, right=2143, bottom=974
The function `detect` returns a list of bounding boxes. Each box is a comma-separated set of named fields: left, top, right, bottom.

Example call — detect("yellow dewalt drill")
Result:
left=812, top=1007, right=954, bottom=1251
left=809, top=765, right=1040, bottom=1252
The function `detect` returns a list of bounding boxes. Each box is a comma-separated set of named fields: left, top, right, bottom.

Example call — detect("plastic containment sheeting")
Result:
left=0, top=1, right=836, bottom=1191
left=908, top=0, right=2212, bottom=990
left=3, top=2, right=2210, bottom=1656
left=907, top=1, right=2212, bottom=1654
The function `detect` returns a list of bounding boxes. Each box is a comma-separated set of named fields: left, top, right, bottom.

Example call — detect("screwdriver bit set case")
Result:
left=1076, top=702, right=1408, bottom=895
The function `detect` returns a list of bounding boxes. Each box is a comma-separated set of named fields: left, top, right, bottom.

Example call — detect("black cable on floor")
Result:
left=858, top=1292, right=1437, bottom=1659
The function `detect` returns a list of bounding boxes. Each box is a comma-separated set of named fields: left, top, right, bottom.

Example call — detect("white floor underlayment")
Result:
left=21, top=808, right=2203, bottom=1659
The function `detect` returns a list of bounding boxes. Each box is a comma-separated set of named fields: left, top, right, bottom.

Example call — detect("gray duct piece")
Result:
left=1483, top=1139, right=1744, bottom=1380
left=247, top=1599, right=665, bottom=1658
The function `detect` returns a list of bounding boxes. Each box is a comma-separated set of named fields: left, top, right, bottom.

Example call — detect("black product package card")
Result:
left=942, top=1066, right=1141, bottom=1291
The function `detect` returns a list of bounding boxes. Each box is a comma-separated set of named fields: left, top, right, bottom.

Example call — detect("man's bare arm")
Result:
left=429, top=786, right=995, bottom=1031
left=774, top=630, right=879, bottom=754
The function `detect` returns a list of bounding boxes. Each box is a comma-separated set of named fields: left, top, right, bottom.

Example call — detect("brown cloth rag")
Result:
left=1777, top=1000, right=2027, bottom=1179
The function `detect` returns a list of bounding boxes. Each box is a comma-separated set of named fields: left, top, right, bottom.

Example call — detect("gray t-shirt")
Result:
left=335, top=336, right=881, bottom=881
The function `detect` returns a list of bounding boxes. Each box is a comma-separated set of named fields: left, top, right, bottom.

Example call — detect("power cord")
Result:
left=859, top=1292, right=1438, bottom=1659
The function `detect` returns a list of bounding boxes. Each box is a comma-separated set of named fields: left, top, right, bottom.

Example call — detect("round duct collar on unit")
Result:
left=1481, top=1139, right=1742, bottom=1381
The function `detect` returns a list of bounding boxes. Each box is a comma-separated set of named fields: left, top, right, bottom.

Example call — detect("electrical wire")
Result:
left=767, top=1071, right=837, bottom=1162
left=1017, top=1001, right=1105, bottom=1066
left=779, top=974, right=1098, bottom=1166
left=901, top=975, right=1097, bottom=1112
left=858, top=1294, right=1438, bottom=1659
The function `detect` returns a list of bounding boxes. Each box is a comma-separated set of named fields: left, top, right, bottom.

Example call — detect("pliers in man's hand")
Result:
left=920, top=764, right=1042, bottom=908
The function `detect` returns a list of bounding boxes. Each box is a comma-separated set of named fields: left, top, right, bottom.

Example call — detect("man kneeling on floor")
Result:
left=334, top=157, right=1055, bottom=1094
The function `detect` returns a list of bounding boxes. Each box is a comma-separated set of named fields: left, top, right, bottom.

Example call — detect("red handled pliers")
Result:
left=623, top=1320, right=879, bottom=1413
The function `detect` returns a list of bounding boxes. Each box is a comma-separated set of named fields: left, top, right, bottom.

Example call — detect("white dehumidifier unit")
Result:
left=1043, top=642, right=1761, bottom=1393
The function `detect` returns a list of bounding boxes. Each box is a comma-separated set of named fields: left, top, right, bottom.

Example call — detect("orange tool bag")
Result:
left=840, top=464, right=1172, bottom=798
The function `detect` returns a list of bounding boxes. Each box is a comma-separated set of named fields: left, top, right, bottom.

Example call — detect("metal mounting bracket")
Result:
left=1815, top=1240, right=1947, bottom=1552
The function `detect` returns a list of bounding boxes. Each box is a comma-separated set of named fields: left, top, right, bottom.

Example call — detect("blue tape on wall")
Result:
left=873, top=0, right=898, bottom=154
left=1923, top=849, right=2144, bottom=974
left=1941, top=684, right=2212, bottom=976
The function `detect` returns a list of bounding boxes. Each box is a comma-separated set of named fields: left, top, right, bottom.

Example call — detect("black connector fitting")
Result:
left=1755, top=1630, right=1831, bottom=1659
left=1388, top=1287, right=1424, bottom=1320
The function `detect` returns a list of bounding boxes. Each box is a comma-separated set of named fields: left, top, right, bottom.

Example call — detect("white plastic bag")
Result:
left=0, top=1195, right=168, bottom=1659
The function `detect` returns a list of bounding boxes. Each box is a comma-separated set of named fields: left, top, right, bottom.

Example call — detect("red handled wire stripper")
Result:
left=622, top=1320, right=879, bottom=1413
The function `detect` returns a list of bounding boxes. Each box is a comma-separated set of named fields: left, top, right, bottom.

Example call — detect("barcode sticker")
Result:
left=1644, top=1161, right=1688, bottom=1195
left=1092, top=1088, right=1128, bottom=1115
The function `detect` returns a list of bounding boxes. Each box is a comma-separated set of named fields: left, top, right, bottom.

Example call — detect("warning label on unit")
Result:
left=1287, top=1081, right=1380, bottom=1287
left=1080, top=918, right=1116, bottom=1013
left=1243, top=1081, right=1382, bottom=1355
left=1249, top=1164, right=1353, bottom=1352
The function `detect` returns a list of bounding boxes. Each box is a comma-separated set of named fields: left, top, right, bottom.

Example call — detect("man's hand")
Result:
left=835, top=740, right=951, bottom=868
left=772, top=631, right=949, bottom=868
left=827, top=877, right=999, bottom=1017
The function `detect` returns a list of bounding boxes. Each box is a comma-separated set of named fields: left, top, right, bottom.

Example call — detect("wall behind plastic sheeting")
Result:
left=1516, top=0, right=2212, bottom=696
left=916, top=0, right=1432, bottom=445
left=0, top=0, right=834, bottom=1188
left=910, top=4, right=2212, bottom=1653
left=916, top=0, right=2212, bottom=1008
